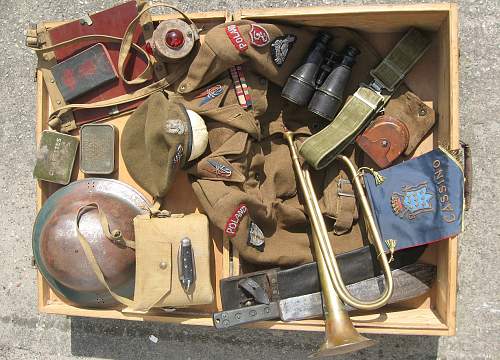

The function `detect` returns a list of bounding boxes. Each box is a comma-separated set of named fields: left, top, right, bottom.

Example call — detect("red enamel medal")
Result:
left=249, top=24, right=270, bottom=47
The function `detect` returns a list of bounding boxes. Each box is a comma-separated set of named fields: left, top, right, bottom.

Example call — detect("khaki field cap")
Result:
left=121, top=92, right=208, bottom=198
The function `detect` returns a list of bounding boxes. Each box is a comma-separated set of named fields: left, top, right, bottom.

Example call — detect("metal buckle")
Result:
left=337, top=178, right=354, bottom=198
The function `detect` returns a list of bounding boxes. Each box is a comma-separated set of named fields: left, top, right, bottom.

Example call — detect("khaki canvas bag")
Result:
left=76, top=204, right=214, bottom=313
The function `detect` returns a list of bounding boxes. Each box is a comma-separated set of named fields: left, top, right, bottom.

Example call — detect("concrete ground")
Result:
left=0, top=0, right=498, bottom=359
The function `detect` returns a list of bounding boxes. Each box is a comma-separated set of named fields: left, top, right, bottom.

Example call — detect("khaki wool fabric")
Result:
left=126, top=21, right=436, bottom=266
left=121, top=92, right=192, bottom=199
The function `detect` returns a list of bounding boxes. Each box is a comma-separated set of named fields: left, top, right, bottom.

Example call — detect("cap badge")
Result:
left=225, top=204, right=248, bottom=237
left=164, top=119, right=186, bottom=135
left=225, top=24, right=248, bottom=52
left=207, top=159, right=232, bottom=178
left=270, top=34, right=297, bottom=66
left=391, top=182, right=434, bottom=220
left=195, top=84, right=224, bottom=106
left=249, top=24, right=270, bottom=47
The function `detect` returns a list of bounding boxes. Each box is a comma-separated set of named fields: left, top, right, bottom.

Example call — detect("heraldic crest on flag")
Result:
left=391, top=182, right=434, bottom=220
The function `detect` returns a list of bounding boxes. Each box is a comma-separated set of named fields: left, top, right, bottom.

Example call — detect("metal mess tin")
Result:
left=80, top=123, right=116, bottom=175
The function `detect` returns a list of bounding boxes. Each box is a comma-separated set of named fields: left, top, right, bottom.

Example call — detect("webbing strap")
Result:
left=370, top=28, right=431, bottom=92
left=76, top=203, right=135, bottom=307
left=299, top=28, right=430, bottom=170
left=299, top=87, right=385, bottom=170
left=31, top=2, right=196, bottom=130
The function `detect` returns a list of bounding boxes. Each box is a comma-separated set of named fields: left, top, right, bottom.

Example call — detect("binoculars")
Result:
left=282, top=32, right=360, bottom=121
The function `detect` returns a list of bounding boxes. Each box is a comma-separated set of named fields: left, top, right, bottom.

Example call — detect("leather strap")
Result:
left=75, top=203, right=135, bottom=307
left=299, top=28, right=430, bottom=170
left=334, top=176, right=356, bottom=234
left=136, top=0, right=168, bottom=79
left=30, top=2, right=196, bottom=131
left=29, top=23, right=76, bottom=132
left=220, top=244, right=426, bottom=309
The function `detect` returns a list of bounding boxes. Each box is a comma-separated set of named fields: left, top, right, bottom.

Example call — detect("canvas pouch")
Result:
left=76, top=204, right=214, bottom=313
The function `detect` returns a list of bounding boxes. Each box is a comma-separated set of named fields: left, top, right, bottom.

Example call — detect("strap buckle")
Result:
left=337, top=178, right=355, bottom=198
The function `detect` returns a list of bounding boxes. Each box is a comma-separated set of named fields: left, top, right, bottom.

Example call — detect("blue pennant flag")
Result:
left=364, top=148, right=464, bottom=252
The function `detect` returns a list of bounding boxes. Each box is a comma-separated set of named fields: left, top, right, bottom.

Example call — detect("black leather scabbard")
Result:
left=221, top=245, right=426, bottom=310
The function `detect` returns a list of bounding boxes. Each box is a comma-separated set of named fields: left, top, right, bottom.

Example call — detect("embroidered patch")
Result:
left=164, top=119, right=186, bottom=135
left=248, top=221, right=265, bottom=251
left=225, top=203, right=248, bottom=237
left=249, top=24, right=270, bottom=47
left=207, top=159, right=232, bottom=178
left=195, top=84, right=224, bottom=106
left=172, top=144, right=183, bottom=168
left=225, top=24, right=248, bottom=52
left=270, top=34, right=297, bottom=66
left=391, top=182, right=434, bottom=220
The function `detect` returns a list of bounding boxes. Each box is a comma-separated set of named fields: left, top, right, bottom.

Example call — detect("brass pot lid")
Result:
left=33, top=179, right=151, bottom=308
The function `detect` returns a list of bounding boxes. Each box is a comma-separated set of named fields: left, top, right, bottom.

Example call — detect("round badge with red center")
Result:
left=152, top=19, right=198, bottom=62
left=249, top=24, right=270, bottom=47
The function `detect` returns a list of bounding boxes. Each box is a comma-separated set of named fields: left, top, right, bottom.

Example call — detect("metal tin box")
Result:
left=79, top=123, right=116, bottom=175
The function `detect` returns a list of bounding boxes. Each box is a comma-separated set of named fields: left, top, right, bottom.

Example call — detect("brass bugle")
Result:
left=283, top=131, right=394, bottom=357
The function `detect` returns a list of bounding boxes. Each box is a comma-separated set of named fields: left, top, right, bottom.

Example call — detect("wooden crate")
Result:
left=35, top=3, right=459, bottom=336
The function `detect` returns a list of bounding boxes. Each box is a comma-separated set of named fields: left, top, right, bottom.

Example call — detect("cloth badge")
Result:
left=225, top=204, right=248, bottom=237
left=270, top=34, right=297, bottom=67
left=247, top=221, right=265, bottom=251
left=195, top=84, right=224, bottom=106
left=207, top=159, right=232, bottom=178
left=164, top=119, right=186, bottom=135
left=363, top=148, right=464, bottom=252
left=225, top=24, right=248, bottom=53
left=172, top=144, right=183, bottom=168
left=249, top=24, right=270, bottom=47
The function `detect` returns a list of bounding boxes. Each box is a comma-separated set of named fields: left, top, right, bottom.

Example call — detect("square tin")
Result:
left=79, top=123, right=116, bottom=175
left=33, top=130, right=79, bottom=185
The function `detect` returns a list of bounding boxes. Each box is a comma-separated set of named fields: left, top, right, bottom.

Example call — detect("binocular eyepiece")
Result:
left=282, top=33, right=360, bottom=121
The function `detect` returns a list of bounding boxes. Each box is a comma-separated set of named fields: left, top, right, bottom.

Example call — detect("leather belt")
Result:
left=220, top=244, right=426, bottom=310
left=299, top=28, right=431, bottom=170
left=214, top=262, right=435, bottom=328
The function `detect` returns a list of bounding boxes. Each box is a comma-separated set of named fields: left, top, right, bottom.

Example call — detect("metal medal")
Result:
left=80, top=124, right=116, bottom=175
left=270, top=34, right=297, bottom=67
left=33, top=130, right=79, bottom=185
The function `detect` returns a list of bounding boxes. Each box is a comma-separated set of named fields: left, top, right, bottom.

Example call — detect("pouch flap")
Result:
left=128, top=213, right=214, bottom=311
left=126, top=215, right=173, bottom=313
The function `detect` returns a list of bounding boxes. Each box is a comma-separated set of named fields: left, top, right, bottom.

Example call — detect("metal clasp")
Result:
left=337, top=178, right=354, bottom=198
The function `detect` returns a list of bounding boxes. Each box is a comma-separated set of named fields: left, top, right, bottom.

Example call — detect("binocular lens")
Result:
left=282, top=77, right=316, bottom=107
left=308, top=91, right=342, bottom=120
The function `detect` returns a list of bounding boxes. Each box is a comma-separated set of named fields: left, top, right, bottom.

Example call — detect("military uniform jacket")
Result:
left=167, top=21, right=435, bottom=267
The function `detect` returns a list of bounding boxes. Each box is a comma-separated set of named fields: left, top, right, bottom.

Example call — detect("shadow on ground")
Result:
left=70, top=316, right=439, bottom=360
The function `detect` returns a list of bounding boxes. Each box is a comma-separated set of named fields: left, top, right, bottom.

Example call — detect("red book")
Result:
left=47, top=1, right=149, bottom=125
